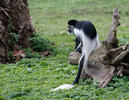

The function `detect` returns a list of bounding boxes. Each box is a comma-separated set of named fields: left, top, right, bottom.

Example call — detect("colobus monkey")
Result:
left=68, top=19, right=100, bottom=84
left=51, top=19, right=100, bottom=91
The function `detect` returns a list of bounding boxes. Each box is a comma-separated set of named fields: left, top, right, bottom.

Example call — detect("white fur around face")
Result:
left=50, top=84, right=75, bottom=91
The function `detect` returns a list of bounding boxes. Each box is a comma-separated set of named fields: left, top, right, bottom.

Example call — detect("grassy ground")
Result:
left=0, top=0, right=129, bottom=99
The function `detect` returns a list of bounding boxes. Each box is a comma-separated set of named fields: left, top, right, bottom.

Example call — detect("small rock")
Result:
left=50, top=42, right=56, bottom=45
left=60, top=31, right=66, bottom=35
left=40, top=51, right=52, bottom=56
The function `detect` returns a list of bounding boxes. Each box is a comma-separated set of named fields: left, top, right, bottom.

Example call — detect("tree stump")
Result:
left=0, top=0, right=35, bottom=63
left=69, top=8, right=129, bottom=87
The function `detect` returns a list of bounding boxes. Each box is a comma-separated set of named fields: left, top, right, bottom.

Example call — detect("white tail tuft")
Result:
left=50, top=84, right=74, bottom=91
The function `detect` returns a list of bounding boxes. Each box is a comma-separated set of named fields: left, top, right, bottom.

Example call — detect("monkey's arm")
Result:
left=75, top=43, right=82, bottom=52
left=75, top=37, right=82, bottom=53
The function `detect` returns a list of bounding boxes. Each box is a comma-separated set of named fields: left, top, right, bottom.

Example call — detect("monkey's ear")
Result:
left=68, top=19, right=78, bottom=26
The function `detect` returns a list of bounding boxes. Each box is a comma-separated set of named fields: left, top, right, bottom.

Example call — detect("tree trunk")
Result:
left=69, top=8, right=129, bottom=88
left=0, top=0, right=35, bottom=63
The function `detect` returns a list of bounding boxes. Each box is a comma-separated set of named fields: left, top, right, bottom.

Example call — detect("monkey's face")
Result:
left=68, top=25, right=74, bottom=34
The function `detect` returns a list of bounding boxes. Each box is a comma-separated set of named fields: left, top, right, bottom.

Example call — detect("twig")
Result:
left=0, top=7, right=11, bottom=19
left=0, top=38, right=8, bottom=49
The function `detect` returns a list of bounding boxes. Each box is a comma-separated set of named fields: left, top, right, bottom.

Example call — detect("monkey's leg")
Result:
left=73, top=55, right=84, bottom=84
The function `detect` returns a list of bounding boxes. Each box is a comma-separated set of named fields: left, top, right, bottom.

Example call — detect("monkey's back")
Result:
left=75, top=21, right=97, bottom=39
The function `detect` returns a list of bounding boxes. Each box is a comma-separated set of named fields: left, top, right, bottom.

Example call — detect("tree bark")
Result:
left=0, top=0, right=35, bottom=63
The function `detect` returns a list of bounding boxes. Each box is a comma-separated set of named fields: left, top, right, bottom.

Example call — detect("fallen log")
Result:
left=68, top=8, right=129, bottom=87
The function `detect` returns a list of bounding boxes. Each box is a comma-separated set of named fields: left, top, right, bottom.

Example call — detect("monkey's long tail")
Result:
left=50, top=84, right=75, bottom=91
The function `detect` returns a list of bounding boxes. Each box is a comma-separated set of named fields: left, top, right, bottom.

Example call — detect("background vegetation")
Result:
left=0, top=0, right=129, bottom=99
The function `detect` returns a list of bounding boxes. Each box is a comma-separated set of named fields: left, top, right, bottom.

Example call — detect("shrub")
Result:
left=22, top=48, right=40, bottom=58
left=30, top=34, right=54, bottom=52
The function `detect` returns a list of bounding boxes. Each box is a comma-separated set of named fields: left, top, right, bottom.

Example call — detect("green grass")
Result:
left=0, top=0, right=129, bottom=99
